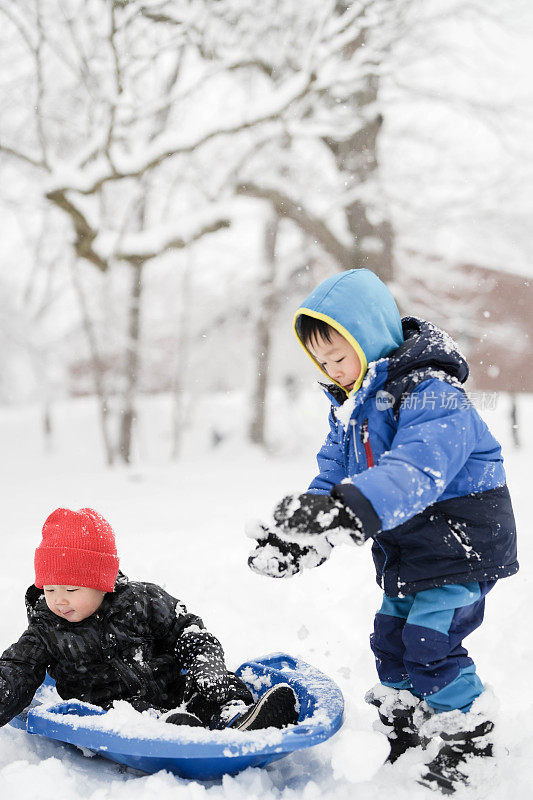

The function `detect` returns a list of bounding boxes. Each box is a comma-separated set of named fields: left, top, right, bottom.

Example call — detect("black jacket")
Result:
left=0, top=573, right=227, bottom=726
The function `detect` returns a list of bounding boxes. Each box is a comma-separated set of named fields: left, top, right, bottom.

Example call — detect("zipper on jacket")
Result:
left=350, top=419, right=359, bottom=464
left=360, top=418, right=374, bottom=468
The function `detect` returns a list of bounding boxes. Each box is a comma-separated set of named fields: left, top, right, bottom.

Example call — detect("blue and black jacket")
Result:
left=294, top=269, right=518, bottom=597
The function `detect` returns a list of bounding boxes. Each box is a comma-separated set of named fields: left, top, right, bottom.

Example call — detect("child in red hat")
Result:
left=0, top=508, right=297, bottom=732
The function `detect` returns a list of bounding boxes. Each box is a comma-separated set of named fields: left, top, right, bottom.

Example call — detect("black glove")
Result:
left=247, top=492, right=367, bottom=580
left=188, top=656, right=231, bottom=703
left=273, top=492, right=365, bottom=545
left=176, top=631, right=231, bottom=703
left=247, top=522, right=331, bottom=579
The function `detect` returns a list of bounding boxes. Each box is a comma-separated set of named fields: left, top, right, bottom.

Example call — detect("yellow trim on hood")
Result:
left=293, top=308, right=368, bottom=396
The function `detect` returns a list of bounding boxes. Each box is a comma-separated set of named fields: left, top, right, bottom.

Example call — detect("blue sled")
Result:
left=9, top=653, right=344, bottom=780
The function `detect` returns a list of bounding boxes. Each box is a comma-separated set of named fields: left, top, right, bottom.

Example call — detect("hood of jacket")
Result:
left=294, top=269, right=404, bottom=396
left=387, top=316, right=469, bottom=389
left=317, top=316, right=469, bottom=410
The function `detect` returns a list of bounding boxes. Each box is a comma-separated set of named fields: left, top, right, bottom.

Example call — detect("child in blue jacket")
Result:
left=248, top=269, right=518, bottom=792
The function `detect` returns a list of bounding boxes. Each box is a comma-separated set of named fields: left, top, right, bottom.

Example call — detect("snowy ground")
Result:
left=0, top=389, right=530, bottom=800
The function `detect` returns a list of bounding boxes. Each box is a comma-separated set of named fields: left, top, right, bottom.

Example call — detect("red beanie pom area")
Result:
left=34, top=508, right=120, bottom=592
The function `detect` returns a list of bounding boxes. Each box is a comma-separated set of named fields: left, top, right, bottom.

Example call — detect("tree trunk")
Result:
left=249, top=215, right=279, bottom=446
left=42, top=401, right=52, bottom=451
left=323, top=10, right=394, bottom=282
left=510, top=393, right=520, bottom=448
left=71, top=261, right=115, bottom=466
left=171, top=262, right=192, bottom=459
left=118, top=259, right=143, bottom=464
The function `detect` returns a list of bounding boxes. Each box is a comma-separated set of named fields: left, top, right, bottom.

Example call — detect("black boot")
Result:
left=164, top=710, right=204, bottom=727
left=419, top=718, right=494, bottom=794
left=229, top=684, right=299, bottom=731
left=365, top=684, right=425, bottom=763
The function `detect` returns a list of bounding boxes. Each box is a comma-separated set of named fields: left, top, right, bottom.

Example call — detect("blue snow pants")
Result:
left=370, top=582, right=495, bottom=712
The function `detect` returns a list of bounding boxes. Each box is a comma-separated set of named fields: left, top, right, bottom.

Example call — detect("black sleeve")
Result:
left=144, top=583, right=226, bottom=672
left=0, top=626, right=50, bottom=726
left=331, top=483, right=381, bottom=539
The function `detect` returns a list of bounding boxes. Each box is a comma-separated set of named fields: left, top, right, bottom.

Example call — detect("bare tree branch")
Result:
left=51, top=71, right=317, bottom=196
left=0, top=142, right=47, bottom=170
left=105, top=2, right=124, bottom=158
left=236, top=181, right=353, bottom=268
left=114, top=217, right=231, bottom=263
left=0, top=3, right=36, bottom=53
left=45, top=188, right=109, bottom=272
left=119, top=56, right=276, bottom=128
left=34, top=0, right=50, bottom=168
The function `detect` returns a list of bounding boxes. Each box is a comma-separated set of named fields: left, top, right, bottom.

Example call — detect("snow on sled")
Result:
left=10, top=653, right=344, bottom=780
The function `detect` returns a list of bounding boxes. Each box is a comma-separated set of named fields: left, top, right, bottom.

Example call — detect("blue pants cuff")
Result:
left=423, top=665, right=484, bottom=713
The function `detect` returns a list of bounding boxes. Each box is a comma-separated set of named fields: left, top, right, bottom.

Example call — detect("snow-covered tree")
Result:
left=1, top=0, right=530, bottom=457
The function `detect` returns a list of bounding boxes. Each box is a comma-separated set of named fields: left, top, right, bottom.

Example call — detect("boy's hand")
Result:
left=188, top=658, right=231, bottom=703
left=246, top=491, right=367, bottom=579
left=247, top=521, right=332, bottom=578
left=273, top=492, right=366, bottom=546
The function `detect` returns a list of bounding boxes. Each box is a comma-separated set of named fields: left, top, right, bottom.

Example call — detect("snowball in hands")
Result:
left=246, top=493, right=365, bottom=579
left=273, top=493, right=366, bottom=546
left=247, top=521, right=332, bottom=578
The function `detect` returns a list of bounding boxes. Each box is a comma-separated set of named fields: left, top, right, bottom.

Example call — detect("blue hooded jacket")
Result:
left=295, top=269, right=518, bottom=597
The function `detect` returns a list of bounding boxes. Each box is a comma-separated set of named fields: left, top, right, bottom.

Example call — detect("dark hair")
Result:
left=297, top=314, right=335, bottom=348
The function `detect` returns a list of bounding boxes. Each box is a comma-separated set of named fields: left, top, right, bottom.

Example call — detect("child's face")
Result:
left=307, top=328, right=361, bottom=392
left=43, top=585, right=105, bottom=622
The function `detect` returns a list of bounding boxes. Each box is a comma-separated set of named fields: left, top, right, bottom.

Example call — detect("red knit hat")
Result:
left=34, top=508, right=120, bottom=592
